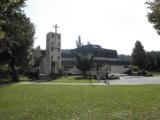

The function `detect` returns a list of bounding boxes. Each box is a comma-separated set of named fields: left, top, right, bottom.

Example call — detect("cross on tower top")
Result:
left=53, top=24, right=59, bottom=33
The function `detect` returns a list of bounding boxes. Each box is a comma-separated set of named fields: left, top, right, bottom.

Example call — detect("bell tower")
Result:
left=46, top=24, right=61, bottom=74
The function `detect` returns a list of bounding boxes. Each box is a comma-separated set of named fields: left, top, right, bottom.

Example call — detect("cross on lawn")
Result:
left=53, top=24, right=59, bottom=33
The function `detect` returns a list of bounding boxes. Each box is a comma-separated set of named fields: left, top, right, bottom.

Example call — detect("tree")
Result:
left=145, top=51, right=160, bottom=70
left=76, top=35, right=83, bottom=48
left=131, top=41, right=146, bottom=69
left=0, top=0, right=26, bottom=39
left=118, top=54, right=131, bottom=62
left=28, top=46, right=43, bottom=68
left=0, top=0, right=35, bottom=80
left=75, top=53, right=94, bottom=78
left=146, top=0, right=160, bottom=35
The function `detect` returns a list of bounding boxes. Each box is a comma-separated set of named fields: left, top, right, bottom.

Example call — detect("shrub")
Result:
left=50, top=73, right=63, bottom=79
left=27, top=68, right=39, bottom=80
left=124, top=69, right=132, bottom=75
left=132, top=66, right=139, bottom=72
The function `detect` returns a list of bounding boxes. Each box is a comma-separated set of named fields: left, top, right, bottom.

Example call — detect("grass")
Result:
left=0, top=75, right=31, bottom=84
left=149, top=71, right=160, bottom=76
left=0, top=75, right=97, bottom=84
left=0, top=84, right=160, bottom=120
left=0, top=77, right=12, bottom=83
left=50, top=76, right=97, bottom=83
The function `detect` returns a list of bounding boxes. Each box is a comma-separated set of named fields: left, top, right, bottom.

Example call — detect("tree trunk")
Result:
left=90, top=71, right=91, bottom=83
left=83, top=71, right=86, bottom=79
left=11, top=56, right=18, bottom=81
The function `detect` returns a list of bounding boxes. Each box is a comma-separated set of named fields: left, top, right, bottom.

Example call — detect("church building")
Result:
left=40, top=25, right=129, bottom=75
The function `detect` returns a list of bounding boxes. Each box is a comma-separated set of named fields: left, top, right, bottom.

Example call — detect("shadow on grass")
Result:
left=0, top=75, right=98, bottom=86
left=73, top=76, right=85, bottom=80
left=28, top=74, right=62, bottom=83
left=0, top=78, right=21, bottom=87
left=74, top=75, right=96, bottom=80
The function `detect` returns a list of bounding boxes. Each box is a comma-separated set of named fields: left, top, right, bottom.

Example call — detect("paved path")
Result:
left=100, top=76, right=160, bottom=85
left=17, top=82, right=107, bottom=86
left=17, top=76, right=160, bottom=85
left=1, top=76, right=160, bottom=87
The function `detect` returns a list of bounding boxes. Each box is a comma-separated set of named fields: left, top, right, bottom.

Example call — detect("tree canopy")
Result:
left=0, top=0, right=35, bottom=80
left=76, top=53, right=94, bottom=77
left=0, top=0, right=26, bottom=39
left=147, top=0, right=160, bottom=35
left=76, top=35, right=83, bottom=48
left=146, top=51, right=160, bottom=70
left=131, top=41, right=146, bottom=69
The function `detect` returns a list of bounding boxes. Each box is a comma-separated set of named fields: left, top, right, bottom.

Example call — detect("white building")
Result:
left=40, top=25, right=61, bottom=74
left=46, top=32, right=61, bottom=74
left=40, top=25, right=129, bottom=75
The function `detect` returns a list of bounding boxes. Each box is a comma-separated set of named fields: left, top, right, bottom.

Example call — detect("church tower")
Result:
left=46, top=24, right=61, bottom=74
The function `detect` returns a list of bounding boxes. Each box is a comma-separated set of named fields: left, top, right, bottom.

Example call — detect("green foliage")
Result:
left=97, top=64, right=110, bottom=77
left=27, top=68, right=39, bottom=80
left=6, top=13, right=35, bottom=66
left=76, top=53, right=94, bottom=76
left=146, top=0, right=160, bottom=35
left=0, top=64, right=11, bottom=72
left=132, top=65, right=140, bottom=72
left=51, top=76, right=97, bottom=83
left=146, top=51, right=160, bottom=70
left=0, top=0, right=26, bottom=39
left=118, top=54, right=131, bottom=62
left=0, top=0, right=35, bottom=79
left=28, top=46, right=43, bottom=68
left=131, top=41, right=146, bottom=69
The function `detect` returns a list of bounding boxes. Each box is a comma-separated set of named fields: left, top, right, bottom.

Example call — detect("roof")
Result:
left=61, top=49, right=75, bottom=58
left=61, top=45, right=118, bottom=58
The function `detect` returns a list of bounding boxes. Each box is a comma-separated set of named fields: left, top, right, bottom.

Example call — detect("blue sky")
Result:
left=24, top=0, right=160, bottom=55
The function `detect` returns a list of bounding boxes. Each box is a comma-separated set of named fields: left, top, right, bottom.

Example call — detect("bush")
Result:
left=138, top=70, right=147, bottom=76
left=27, top=68, right=39, bottom=80
left=124, top=69, right=132, bottom=75
left=50, top=73, right=63, bottom=79
left=132, top=66, right=139, bottom=72
left=137, top=70, right=152, bottom=76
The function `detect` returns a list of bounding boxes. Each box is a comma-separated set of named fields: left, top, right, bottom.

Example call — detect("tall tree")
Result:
left=146, top=0, right=160, bottom=35
left=76, top=35, right=83, bottom=48
left=28, top=46, right=43, bottom=68
left=76, top=53, right=94, bottom=77
left=145, top=51, right=160, bottom=70
left=131, top=41, right=146, bottom=69
left=0, top=0, right=26, bottom=39
left=0, top=0, right=35, bottom=80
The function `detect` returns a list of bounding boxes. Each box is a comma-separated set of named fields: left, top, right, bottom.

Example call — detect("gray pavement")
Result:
left=100, top=76, right=160, bottom=85
left=1, top=76, right=160, bottom=87
left=17, top=76, right=160, bottom=85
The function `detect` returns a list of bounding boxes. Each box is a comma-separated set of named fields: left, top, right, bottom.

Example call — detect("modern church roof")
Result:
left=61, top=45, right=118, bottom=58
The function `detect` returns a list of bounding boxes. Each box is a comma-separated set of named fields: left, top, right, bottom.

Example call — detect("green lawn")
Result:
left=0, top=77, right=12, bottom=83
left=0, top=84, right=160, bottom=120
left=0, top=76, right=97, bottom=84
left=0, top=75, right=31, bottom=84
left=51, top=76, right=97, bottom=83
left=149, top=71, right=160, bottom=76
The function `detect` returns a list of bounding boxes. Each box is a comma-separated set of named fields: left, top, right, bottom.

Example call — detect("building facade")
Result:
left=40, top=31, right=129, bottom=75
left=61, top=45, right=129, bottom=74
left=41, top=32, right=61, bottom=74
